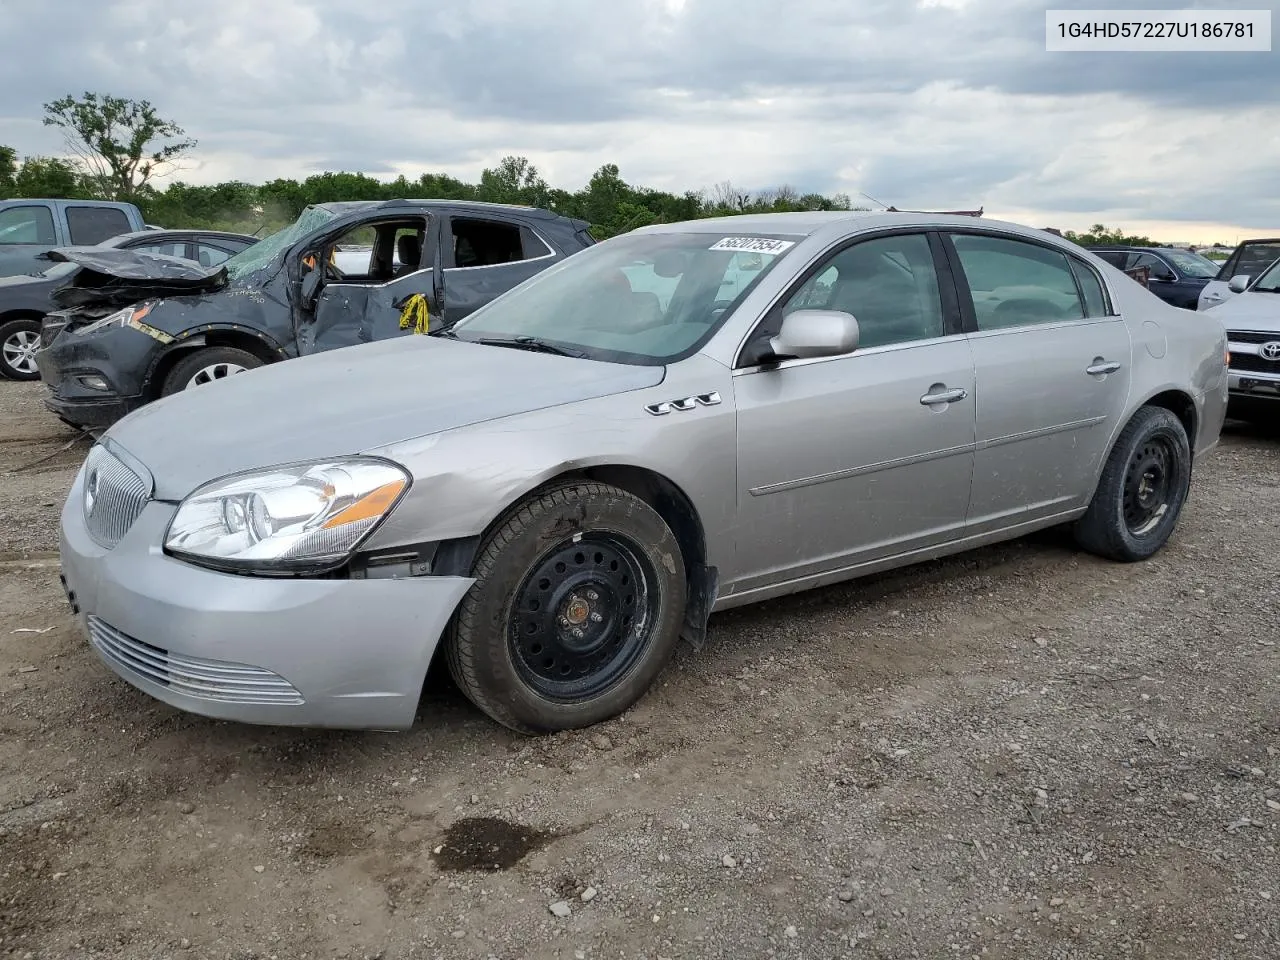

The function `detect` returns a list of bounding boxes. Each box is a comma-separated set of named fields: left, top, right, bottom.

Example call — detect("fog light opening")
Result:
left=78, top=375, right=110, bottom=392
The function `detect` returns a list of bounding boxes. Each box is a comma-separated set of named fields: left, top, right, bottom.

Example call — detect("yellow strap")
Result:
left=397, top=293, right=430, bottom=334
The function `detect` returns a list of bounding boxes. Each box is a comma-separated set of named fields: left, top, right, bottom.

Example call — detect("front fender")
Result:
left=360, top=354, right=742, bottom=579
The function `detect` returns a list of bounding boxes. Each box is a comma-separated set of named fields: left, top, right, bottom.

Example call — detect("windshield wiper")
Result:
left=473, top=335, right=585, bottom=358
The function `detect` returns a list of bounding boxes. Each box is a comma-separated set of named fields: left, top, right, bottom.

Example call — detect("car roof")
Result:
left=107, top=229, right=257, bottom=246
left=314, top=199, right=575, bottom=222
left=630, top=210, right=1077, bottom=242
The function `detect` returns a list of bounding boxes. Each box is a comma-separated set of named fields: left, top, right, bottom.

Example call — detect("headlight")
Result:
left=74, top=302, right=155, bottom=336
left=165, top=458, right=410, bottom=573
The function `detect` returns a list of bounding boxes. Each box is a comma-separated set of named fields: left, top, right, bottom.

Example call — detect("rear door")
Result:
left=438, top=215, right=558, bottom=326
left=944, top=231, right=1132, bottom=533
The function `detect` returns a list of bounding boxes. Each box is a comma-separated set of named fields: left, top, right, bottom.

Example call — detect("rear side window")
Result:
left=1070, top=259, right=1110, bottom=318
left=67, top=206, right=132, bottom=245
left=950, top=233, right=1085, bottom=330
left=449, top=218, right=549, bottom=268
left=0, top=205, right=56, bottom=245
left=197, top=244, right=235, bottom=267
left=1092, top=251, right=1130, bottom=269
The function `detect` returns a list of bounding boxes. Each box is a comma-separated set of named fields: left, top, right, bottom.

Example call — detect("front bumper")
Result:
left=35, top=324, right=162, bottom=429
left=59, top=466, right=475, bottom=730
left=1227, top=368, right=1280, bottom=402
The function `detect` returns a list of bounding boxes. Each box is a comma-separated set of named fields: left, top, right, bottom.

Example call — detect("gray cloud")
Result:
left=0, top=0, right=1277, bottom=235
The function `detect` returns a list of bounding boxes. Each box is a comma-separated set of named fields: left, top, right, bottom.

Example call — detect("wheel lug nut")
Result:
left=587, top=590, right=599, bottom=601
left=558, top=617, right=569, bottom=626
left=573, top=628, right=585, bottom=639
left=589, top=612, right=603, bottom=623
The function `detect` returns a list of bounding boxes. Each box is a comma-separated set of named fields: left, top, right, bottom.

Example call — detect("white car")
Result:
left=1214, top=257, right=1280, bottom=419
left=1198, top=239, right=1280, bottom=311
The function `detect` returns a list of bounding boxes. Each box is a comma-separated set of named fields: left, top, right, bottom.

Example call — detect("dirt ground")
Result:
left=0, top=379, right=1276, bottom=960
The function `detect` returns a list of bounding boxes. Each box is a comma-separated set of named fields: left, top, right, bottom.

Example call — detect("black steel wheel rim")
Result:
left=509, top=532, right=657, bottom=702
left=1123, top=436, right=1175, bottom=536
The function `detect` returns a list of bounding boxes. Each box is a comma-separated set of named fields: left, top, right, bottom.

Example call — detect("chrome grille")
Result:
left=83, top=445, right=149, bottom=548
left=1227, top=331, right=1280, bottom=346
left=87, top=617, right=304, bottom=706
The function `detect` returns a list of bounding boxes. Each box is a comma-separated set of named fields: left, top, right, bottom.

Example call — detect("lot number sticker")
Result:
left=709, top=237, right=796, bottom=254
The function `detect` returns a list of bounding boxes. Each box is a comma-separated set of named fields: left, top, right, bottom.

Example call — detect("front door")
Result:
left=731, top=231, right=977, bottom=596
left=298, top=217, right=436, bottom=354
left=944, top=231, right=1134, bottom=533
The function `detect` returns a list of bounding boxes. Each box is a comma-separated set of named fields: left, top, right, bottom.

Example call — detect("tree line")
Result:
left=0, top=93, right=859, bottom=240
left=1, top=92, right=1211, bottom=248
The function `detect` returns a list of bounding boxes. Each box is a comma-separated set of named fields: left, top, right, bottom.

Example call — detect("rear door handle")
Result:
left=1086, top=360, right=1122, bottom=376
left=919, top=386, right=967, bottom=406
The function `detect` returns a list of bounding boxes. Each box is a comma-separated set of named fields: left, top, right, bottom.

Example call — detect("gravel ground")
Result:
left=0, top=379, right=1276, bottom=960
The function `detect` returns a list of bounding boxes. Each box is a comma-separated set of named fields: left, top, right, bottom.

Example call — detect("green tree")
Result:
left=1064, top=223, right=1156, bottom=247
left=42, top=92, right=196, bottom=201
left=0, top=145, right=15, bottom=198
left=13, top=156, right=84, bottom=198
left=477, top=156, right=549, bottom=206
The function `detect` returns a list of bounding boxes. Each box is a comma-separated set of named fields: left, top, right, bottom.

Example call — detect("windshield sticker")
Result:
left=709, top=237, right=796, bottom=254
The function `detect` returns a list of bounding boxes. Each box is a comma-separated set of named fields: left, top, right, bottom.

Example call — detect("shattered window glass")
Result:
left=223, top=206, right=338, bottom=282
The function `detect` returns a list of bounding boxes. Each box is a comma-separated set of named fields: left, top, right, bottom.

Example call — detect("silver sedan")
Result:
left=58, top=212, right=1229, bottom=734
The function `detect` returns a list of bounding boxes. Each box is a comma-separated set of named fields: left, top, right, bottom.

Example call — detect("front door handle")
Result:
left=919, top=386, right=967, bottom=406
left=1086, top=360, right=1122, bottom=376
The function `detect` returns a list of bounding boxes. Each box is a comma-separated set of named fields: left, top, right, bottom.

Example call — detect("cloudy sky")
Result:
left=1, top=0, right=1277, bottom=242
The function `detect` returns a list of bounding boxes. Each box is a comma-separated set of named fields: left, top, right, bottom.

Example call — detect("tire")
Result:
left=1074, top=406, right=1191, bottom=562
left=0, top=318, right=43, bottom=381
left=446, top=481, right=687, bottom=734
left=161, top=347, right=262, bottom=396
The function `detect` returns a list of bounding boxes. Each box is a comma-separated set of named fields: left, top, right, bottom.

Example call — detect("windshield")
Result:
left=1163, top=250, right=1219, bottom=279
left=1219, top=242, right=1280, bottom=281
left=1253, top=258, right=1280, bottom=294
left=222, top=206, right=338, bottom=282
left=450, top=231, right=799, bottom=364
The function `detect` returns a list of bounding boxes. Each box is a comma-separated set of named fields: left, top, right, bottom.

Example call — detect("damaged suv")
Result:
left=36, top=200, right=595, bottom=429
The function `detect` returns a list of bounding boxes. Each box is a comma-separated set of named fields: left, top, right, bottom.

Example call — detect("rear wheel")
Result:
left=446, top=481, right=687, bottom=734
left=161, top=347, right=262, bottom=396
left=0, top=318, right=42, bottom=381
left=1074, top=406, right=1191, bottom=562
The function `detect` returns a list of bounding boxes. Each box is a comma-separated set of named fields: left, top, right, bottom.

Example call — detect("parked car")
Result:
left=1207, top=257, right=1280, bottom=420
left=0, top=199, right=149, bottom=280
left=0, top=229, right=256, bottom=380
left=36, top=199, right=596, bottom=430
left=1198, top=238, right=1280, bottom=311
left=1087, top=246, right=1221, bottom=309
left=57, top=211, right=1227, bottom=735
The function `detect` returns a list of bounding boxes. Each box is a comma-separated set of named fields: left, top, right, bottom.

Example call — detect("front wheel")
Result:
left=446, top=481, right=687, bottom=734
left=1074, top=406, right=1191, bottom=562
left=0, top=318, right=42, bottom=381
left=161, top=347, right=263, bottom=396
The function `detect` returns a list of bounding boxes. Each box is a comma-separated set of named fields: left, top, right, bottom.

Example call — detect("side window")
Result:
left=0, top=205, right=56, bottom=245
left=1130, top=253, right=1172, bottom=280
left=778, top=233, right=944, bottom=349
left=66, top=206, right=131, bottom=245
left=950, top=233, right=1085, bottom=330
left=1070, top=259, right=1110, bottom=318
left=1236, top=244, right=1280, bottom=279
left=449, top=218, right=540, bottom=268
left=132, top=241, right=187, bottom=258
left=196, top=244, right=235, bottom=267
left=1092, top=251, right=1128, bottom=269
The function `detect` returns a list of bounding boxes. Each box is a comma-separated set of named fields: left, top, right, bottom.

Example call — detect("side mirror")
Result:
left=1228, top=274, right=1251, bottom=293
left=299, top=265, right=323, bottom=307
left=769, top=309, right=860, bottom=361
left=1150, top=269, right=1175, bottom=283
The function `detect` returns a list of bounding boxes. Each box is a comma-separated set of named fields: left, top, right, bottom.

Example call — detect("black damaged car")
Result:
left=35, top=199, right=595, bottom=430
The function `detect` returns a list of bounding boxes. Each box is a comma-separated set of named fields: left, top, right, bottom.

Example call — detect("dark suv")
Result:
left=36, top=200, right=595, bottom=429
left=1087, top=245, right=1221, bottom=310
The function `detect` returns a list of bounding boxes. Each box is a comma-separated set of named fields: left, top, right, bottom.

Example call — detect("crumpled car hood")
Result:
left=46, top=247, right=227, bottom=311
left=104, top=335, right=666, bottom=500
left=1212, top=292, right=1280, bottom=330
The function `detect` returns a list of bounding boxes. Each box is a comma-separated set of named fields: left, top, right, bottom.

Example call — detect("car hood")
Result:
left=47, top=247, right=227, bottom=311
left=1212, top=292, right=1280, bottom=331
left=104, top=336, right=667, bottom=500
